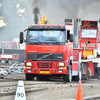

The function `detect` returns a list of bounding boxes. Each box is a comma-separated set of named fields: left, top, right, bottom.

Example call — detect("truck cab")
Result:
left=20, top=21, right=74, bottom=81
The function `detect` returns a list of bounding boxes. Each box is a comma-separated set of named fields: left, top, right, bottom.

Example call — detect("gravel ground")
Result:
left=0, top=73, right=100, bottom=100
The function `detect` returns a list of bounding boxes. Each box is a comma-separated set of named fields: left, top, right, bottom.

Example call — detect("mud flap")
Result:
left=72, top=62, right=82, bottom=81
left=72, top=52, right=82, bottom=81
left=72, top=62, right=78, bottom=76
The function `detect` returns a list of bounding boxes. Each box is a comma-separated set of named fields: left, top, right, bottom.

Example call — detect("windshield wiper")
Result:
left=44, top=39, right=60, bottom=45
left=29, top=39, right=42, bottom=44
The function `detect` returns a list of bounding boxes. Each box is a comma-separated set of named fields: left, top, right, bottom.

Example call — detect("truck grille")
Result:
left=37, top=62, right=53, bottom=68
left=27, top=53, right=64, bottom=61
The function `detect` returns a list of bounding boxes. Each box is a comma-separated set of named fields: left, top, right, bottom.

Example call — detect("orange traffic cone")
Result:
left=75, top=81, right=83, bottom=100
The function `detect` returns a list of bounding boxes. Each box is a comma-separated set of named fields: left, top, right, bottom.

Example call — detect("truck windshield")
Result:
left=26, top=30, right=66, bottom=45
left=81, top=29, right=97, bottom=38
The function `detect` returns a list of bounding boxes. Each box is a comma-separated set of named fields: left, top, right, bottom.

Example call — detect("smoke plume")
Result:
left=31, top=0, right=46, bottom=24
left=33, top=7, right=40, bottom=24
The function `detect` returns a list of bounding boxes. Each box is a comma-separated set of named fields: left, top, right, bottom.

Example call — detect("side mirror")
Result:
left=69, top=34, right=73, bottom=42
left=19, top=32, right=23, bottom=44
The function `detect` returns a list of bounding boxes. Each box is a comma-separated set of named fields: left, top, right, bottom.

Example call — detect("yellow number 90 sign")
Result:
left=83, top=22, right=90, bottom=27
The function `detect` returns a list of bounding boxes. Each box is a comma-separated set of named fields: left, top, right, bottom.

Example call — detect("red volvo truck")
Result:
left=19, top=19, right=81, bottom=82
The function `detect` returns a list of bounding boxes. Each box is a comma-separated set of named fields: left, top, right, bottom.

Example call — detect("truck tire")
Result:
left=26, top=74, right=34, bottom=80
left=63, top=65, right=72, bottom=82
left=1, top=74, right=4, bottom=79
left=1, top=59, right=6, bottom=64
left=8, top=60, right=12, bottom=64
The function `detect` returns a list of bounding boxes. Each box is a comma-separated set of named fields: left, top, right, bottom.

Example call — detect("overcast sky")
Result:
left=0, top=0, right=100, bottom=42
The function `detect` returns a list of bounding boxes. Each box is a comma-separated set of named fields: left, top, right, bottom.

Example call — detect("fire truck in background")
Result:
left=0, top=54, right=19, bottom=64
left=0, top=38, right=25, bottom=64
left=19, top=15, right=100, bottom=82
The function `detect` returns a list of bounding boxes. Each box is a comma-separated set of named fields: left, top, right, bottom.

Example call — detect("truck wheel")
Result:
left=63, top=65, right=72, bottom=82
left=26, top=74, right=34, bottom=80
left=8, top=60, right=12, bottom=64
left=1, top=59, right=6, bottom=64
left=1, top=74, right=4, bottom=79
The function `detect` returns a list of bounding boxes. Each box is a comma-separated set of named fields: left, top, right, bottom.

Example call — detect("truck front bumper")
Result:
left=24, top=68, right=67, bottom=75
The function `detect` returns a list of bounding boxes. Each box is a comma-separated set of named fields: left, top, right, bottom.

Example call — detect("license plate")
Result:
left=83, top=50, right=92, bottom=57
left=40, top=71, right=49, bottom=74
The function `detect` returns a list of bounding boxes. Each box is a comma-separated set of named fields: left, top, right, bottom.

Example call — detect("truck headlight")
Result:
left=58, top=62, right=64, bottom=66
left=26, top=62, right=32, bottom=66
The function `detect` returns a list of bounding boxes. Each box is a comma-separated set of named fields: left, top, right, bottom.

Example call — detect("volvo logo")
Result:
left=38, top=53, right=53, bottom=60
left=42, top=55, right=49, bottom=58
